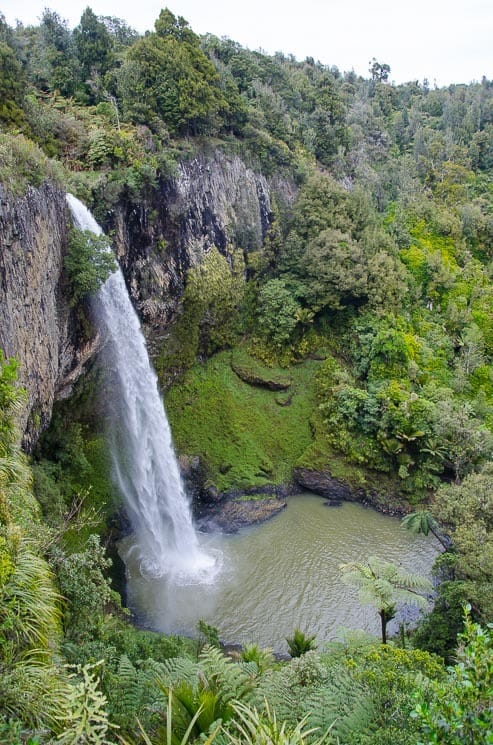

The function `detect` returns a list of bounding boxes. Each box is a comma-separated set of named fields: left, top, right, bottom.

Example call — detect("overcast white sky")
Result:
left=2, top=0, right=492, bottom=86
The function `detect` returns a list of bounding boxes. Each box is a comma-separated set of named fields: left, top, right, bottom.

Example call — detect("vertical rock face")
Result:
left=113, top=150, right=296, bottom=330
left=0, top=183, right=98, bottom=449
left=0, top=149, right=296, bottom=446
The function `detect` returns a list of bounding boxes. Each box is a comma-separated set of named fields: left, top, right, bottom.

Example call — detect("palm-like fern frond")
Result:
left=0, top=538, right=61, bottom=651
left=0, top=653, right=69, bottom=730
left=340, top=556, right=432, bottom=643
left=300, top=670, right=374, bottom=743
left=224, top=700, right=334, bottom=745
left=341, top=556, right=432, bottom=608
left=198, top=644, right=256, bottom=703
left=145, top=655, right=201, bottom=689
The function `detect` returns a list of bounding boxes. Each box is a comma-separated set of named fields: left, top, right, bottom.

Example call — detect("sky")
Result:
left=2, top=0, right=492, bottom=86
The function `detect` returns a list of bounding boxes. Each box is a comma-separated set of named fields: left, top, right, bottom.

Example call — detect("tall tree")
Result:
left=28, top=9, right=77, bottom=96
left=0, top=41, right=26, bottom=126
left=121, top=9, right=228, bottom=133
left=73, top=6, right=113, bottom=98
left=340, top=556, right=432, bottom=644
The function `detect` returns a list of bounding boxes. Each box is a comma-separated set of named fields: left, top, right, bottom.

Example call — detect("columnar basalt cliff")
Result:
left=0, top=183, right=98, bottom=450
left=112, top=150, right=296, bottom=332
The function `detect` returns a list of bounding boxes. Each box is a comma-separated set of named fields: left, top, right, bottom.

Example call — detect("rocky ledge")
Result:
left=197, top=496, right=287, bottom=533
left=230, top=359, right=292, bottom=391
left=293, top=467, right=407, bottom=516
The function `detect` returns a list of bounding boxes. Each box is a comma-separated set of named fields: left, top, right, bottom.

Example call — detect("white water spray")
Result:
left=66, top=194, right=218, bottom=582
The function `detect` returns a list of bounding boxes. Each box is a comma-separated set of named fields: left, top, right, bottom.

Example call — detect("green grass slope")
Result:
left=165, top=350, right=322, bottom=492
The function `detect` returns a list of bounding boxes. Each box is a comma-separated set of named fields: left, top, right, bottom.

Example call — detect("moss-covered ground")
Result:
left=165, top=349, right=322, bottom=492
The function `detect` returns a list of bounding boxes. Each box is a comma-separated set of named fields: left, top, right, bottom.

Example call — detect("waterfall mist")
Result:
left=66, top=194, right=219, bottom=583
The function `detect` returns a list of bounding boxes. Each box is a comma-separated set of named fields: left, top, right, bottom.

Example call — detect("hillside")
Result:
left=0, top=6, right=492, bottom=743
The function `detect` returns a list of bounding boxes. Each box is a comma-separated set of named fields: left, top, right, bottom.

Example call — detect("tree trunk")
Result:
left=379, top=610, right=387, bottom=644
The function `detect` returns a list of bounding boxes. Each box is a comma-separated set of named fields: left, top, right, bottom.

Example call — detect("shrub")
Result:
left=64, top=228, right=115, bottom=305
left=286, top=628, right=317, bottom=657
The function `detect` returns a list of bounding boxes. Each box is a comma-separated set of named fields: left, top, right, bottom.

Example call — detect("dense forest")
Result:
left=0, top=6, right=492, bottom=743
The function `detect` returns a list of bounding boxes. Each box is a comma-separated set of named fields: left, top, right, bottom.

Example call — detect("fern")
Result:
left=300, top=672, right=374, bottom=744
left=254, top=669, right=303, bottom=727
left=144, top=655, right=201, bottom=689
left=57, top=661, right=115, bottom=745
left=198, top=644, right=256, bottom=704
left=105, top=654, right=148, bottom=734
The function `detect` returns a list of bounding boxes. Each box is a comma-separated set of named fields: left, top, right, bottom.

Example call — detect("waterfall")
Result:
left=66, top=194, right=217, bottom=582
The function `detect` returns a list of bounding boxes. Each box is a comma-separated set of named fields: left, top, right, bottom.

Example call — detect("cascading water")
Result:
left=66, top=194, right=218, bottom=583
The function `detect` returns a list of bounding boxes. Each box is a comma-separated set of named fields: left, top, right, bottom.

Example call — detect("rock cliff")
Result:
left=111, top=150, right=296, bottom=332
left=0, top=183, right=98, bottom=450
left=0, top=150, right=296, bottom=446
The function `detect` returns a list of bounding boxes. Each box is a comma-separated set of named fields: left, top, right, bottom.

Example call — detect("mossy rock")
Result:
left=275, top=390, right=294, bottom=406
left=210, top=497, right=287, bottom=531
left=230, top=349, right=292, bottom=390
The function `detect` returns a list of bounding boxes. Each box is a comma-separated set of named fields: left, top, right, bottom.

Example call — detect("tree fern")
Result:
left=144, top=655, right=201, bottom=689
left=105, top=654, right=149, bottom=735
left=340, top=556, right=433, bottom=643
left=253, top=669, right=304, bottom=726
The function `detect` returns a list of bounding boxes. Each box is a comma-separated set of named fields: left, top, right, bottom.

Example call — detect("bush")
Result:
left=286, top=628, right=317, bottom=657
left=64, top=228, right=115, bottom=305
left=0, top=133, right=64, bottom=195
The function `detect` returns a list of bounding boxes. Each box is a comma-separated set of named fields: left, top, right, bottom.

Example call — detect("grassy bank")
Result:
left=165, top=349, right=322, bottom=492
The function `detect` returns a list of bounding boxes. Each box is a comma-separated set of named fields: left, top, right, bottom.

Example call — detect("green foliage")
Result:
left=64, top=228, right=115, bottom=305
left=28, top=10, right=78, bottom=97
left=159, top=247, right=243, bottom=377
left=73, top=7, right=114, bottom=99
left=140, top=645, right=256, bottom=743
left=49, top=534, right=114, bottom=642
left=223, top=700, right=334, bottom=745
left=257, top=279, right=301, bottom=347
left=2, top=9, right=493, bottom=741
left=254, top=649, right=374, bottom=744
left=412, top=580, right=476, bottom=661
left=286, top=628, right=317, bottom=657
left=340, top=556, right=433, bottom=644
left=33, top=409, right=116, bottom=547
left=197, top=620, right=220, bottom=651
left=432, top=400, right=493, bottom=482
left=0, top=353, right=25, bottom=520
left=230, top=348, right=292, bottom=389
left=0, top=356, right=77, bottom=739
left=240, top=643, right=275, bottom=673
left=121, top=9, right=229, bottom=134
left=57, top=661, right=113, bottom=745
left=432, top=465, right=493, bottom=585
left=401, top=510, right=449, bottom=549
left=0, top=539, right=62, bottom=651
left=334, top=642, right=442, bottom=745
left=165, top=350, right=320, bottom=491
left=0, top=133, right=64, bottom=195
left=0, top=41, right=27, bottom=126
left=413, top=609, right=493, bottom=744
